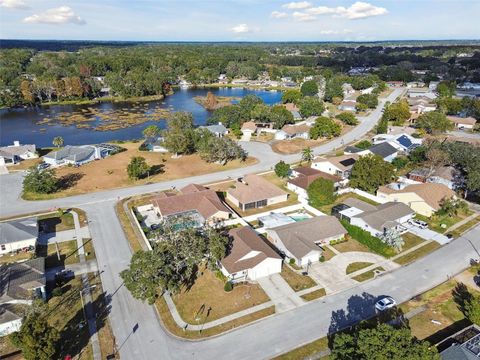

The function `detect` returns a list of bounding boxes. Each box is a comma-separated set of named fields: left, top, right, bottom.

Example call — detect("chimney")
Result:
left=13, top=140, right=20, bottom=147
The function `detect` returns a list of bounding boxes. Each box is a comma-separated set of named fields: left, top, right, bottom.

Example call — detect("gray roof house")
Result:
left=367, top=142, right=398, bottom=162
left=0, top=141, right=37, bottom=165
left=440, top=325, right=480, bottom=360
left=0, top=217, right=38, bottom=255
left=200, top=123, right=228, bottom=137
left=43, top=145, right=101, bottom=166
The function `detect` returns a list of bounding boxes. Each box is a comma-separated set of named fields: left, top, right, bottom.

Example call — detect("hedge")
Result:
left=341, top=220, right=396, bottom=258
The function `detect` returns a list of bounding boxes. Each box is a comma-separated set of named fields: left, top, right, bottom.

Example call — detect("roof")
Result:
left=288, top=171, right=340, bottom=191
left=221, top=226, right=281, bottom=274
left=368, top=142, right=398, bottom=158
left=314, top=154, right=359, bottom=171
left=281, top=123, right=311, bottom=136
left=0, top=144, right=36, bottom=157
left=447, top=116, right=477, bottom=126
left=342, top=198, right=377, bottom=212
left=268, top=216, right=347, bottom=259
left=153, top=185, right=231, bottom=220
left=396, top=135, right=414, bottom=149
left=241, top=121, right=257, bottom=132
left=377, top=183, right=456, bottom=210
left=344, top=146, right=363, bottom=154
left=0, top=304, right=22, bottom=325
left=294, top=166, right=322, bottom=177
left=0, top=258, right=45, bottom=302
left=0, top=217, right=38, bottom=245
left=227, top=174, right=288, bottom=204
left=202, top=123, right=228, bottom=134
left=357, top=202, right=414, bottom=231
left=44, top=145, right=95, bottom=163
left=432, top=166, right=457, bottom=182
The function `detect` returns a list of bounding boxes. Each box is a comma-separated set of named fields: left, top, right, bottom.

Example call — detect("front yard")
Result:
left=280, top=265, right=317, bottom=292
left=36, top=240, right=80, bottom=268
left=38, top=208, right=88, bottom=232
left=416, top=210, right=474, bottom=234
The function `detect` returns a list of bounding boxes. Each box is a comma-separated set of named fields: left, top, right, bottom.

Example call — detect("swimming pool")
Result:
left=288, top=212, right=313, bottom=222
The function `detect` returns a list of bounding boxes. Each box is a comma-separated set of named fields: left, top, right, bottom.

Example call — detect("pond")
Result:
left=0, top=87, right=282, bottom=147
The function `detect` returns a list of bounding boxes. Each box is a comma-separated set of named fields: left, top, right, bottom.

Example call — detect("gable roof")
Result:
left=227, top=174, right=288, bottom=204
left=0, top=217, right=38, bottom=245
left=368, top=142, right=398, bottom=158
left=358, top=202, right=414, bottom=231
left=221, top=226, right=281, bottom=274
left=314, top=154, right=359, bottom=172
left=268, top=216, right=347, bottom=259
left=241, top=121, right=257, bottom=132
left=447, top=116, right=477, bottom=126
left=281, top=123, right=310, bottom=136
left=202, top=123, right=228, bottom=134
left=288, top=170, right=340, bottom=191
left=44, top=145, right=95, bottom=163
left=0, top=144, right=36, bottom=157
left=342, top=198, right=377, bottom=212
left=0, top=258, right=45, bottom=302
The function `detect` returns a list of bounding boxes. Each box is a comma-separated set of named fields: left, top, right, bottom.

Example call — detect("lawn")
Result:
left=321, top=246, right=337, bottom=261
left=401, top=232, right=425, bottom=252
left=346, top=262, right=373, bottom=275
left=23, top=142, right=257, bottom=199
left=37, top=208, right=88, bottom=232
left=332, top=236, right=371, bottom=253
left=0, top=250, right=33, bottom=265
left=352, top=266, right=385, bottom=282
left=115, top=197, right=145, bottom=253
left=447, top=216, right=480, bottom=239
left=416, top=210, right=473, bottom=234
left=36, top=240, right=80, bottom=268
left=171, top=267, right=270, bottom=324
left=7, top=157, right=42, bottom=171
left=273, top=336, right=329, bottom=360
left=301, top=288, right=326, bottom=301
left=280, top=265, right=317, bottom=292
left=395, top=241, right=441, bottom=266
left=83, top=238, right=96, bottom=261
left=316, top=192, right=379, bottom=215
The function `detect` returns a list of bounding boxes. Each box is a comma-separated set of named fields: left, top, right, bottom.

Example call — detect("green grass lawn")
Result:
left=395, top=241, right=441, bottom=266
left=346, top=262, right=374, bottom=274
left=316, top=193, right=379, bottom=215
left=352, top=267, right=385, bottom=282
left=401, top=232, right=425, bottom=252
left=416, top=210, right=473, bottom=234
left=447, top=216, right=480, bottom=239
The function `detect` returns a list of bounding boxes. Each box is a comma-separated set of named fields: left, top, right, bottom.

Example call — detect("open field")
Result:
left=280, top=265, right=317, bottom=292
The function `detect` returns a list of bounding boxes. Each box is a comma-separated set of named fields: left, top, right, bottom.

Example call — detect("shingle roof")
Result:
left=368, top=142, right=398, bottom=158
left=241, top=121, right=257, bottom=131
left=0, top=144, right=36, bottom=157
left=358, top=202, right=414, bottom=231
left=202, top=124, right=228, bottom=134
left=44, top=145, right=95, bottom=162
left=0, top=258, right=45, bottom=302
left=447, top=116, right=477, bottom=126
left=221, top=226, right=281, bottom=274
left=0, top=217, right=38, bottom=245
left=227, top=174, right=288, bottom=204
left=342, top=198, right=377, bottom=212
left=281, top=123, right=310, bottom=136
left=314, top=154, right=359, bottom=171
left=288, top=171, right=340, bottom=191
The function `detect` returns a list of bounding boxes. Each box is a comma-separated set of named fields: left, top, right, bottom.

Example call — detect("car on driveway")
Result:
left=375, top=296, right=396, bottom=311
left=408, top=219, right=428, bottom=229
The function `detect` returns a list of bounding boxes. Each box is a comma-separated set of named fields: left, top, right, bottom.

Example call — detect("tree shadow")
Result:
left=452, top=282, right=473, bottom=314
left=149, top=164, right=165, bottom=176
left=57, top=173, right=84, bottom=190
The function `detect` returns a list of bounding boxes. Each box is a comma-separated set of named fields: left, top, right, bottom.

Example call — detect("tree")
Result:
left=52, top=136, right=64, bottom=148
left=465, top=295, right=480, bottom=325
left=162, top=112, right=196, bottom=155
left=416, top=111, right=453, bottom=134
left=142, top=125, right=160, bottom=139
left=336, top=112, right=358, bottom=125
left=270, top=105, right=294, bottom=129
left=301, top=147, right=314, bottom=163
left=324, top=77, right=344, bottom=102
left=307, top=178, right=336, bottom=208
left=425, top=148, right=449, bottom=177
left=379, top=228, right=404, bottom=251
left=10, top=311, right=60, bottom=360
left=349, top=155, right=395, bottom=193
left=23, top=167, right=58, bottom=194
left=356, top=93, right=378, bottom=109
left=281, top=89, right=302, bottom=104
left=437, top=80, right=456, bottom=98
left=437, top=197, right=468, bottom=217
left=299, top=96, right=325, bottom=118
left=274, top=161, right=291, bottom=178
left=355, top=140, right=372, bottom=150
left=300, top=80, right=319, bottom=96
left=383, top=99, right=411, bottom=125
left=310, top=116, right=341, bottom=140
left=127, top=156, right=150, bottom=180
left=196, top=131, right=246, bottom=165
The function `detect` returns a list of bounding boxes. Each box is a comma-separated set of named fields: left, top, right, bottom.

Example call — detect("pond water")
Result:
left=0, top=87, right=282, bottom=147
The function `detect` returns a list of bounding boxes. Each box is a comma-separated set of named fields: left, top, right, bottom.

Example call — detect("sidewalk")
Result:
left=38, top=226, right=90, bottom=245
left=446, top=213, right=479, bottom=234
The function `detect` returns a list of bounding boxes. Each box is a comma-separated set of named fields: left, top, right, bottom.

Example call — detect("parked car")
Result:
left=37, top=162, right=50, bottom=170
left=375, top=296, right=396, bottom=311
left=408, top=219, right=428, bottom=229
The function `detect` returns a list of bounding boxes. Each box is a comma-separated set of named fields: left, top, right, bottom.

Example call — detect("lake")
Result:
left=0, top=87, right=282, bottom=147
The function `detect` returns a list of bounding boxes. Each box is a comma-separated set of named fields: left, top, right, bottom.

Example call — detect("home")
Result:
left=429, top=81, right=439, bottom=91
left=366, top=142, right=399, bottom=162
left=0, top=141, right=37, bottom=166
left=447, top=116, right=477, bottom=130
left=406, top=81, right=426, bottom=88
left=0, top=217, right=38, bottom=256
left=332, top=198, right=414, bottom=237
left=283, top=103, right=302, bottom=120
left=0, top=257, right=46, bottom=304
left=148, top=184, right=232, bottom=226
left=408, top=166, right=460, bottom=190
left=0, top=304, right=23, bottom=336
left=274, top=123, right=310, bottom=141
left=200, top=122, right=229, bottom=137
left=342, top=83, right=355, bottom=97
left=219, top=226, right=282, bottom=283
left=372, top=133, right=422, bottom=153
left=218, top=74, right=228, bottom=84
left=311, top=154, right=359, bottom=179
left=226, top=174, right=289, bottom=211
left=360, top=86, right=375, bottom=95
left=241, top=121, right=258, bottom=138
left=386, top=81, right=404, bottom=88
left=287, top=166, right=342, bottom=198
left=338, top=100, right=357, bottom=112
left=267, top=216, right=347, bottom=267
left=43, top=145, right=103, bottom=167
left=231, top=79, right=249, bottom=85
left=407, top=88, right=437, bottom=100
left=141, top=136, right=168, bottom=153
left=439, top=324, right=480, bottom=360
left=377, top=182, right=456, bottom=217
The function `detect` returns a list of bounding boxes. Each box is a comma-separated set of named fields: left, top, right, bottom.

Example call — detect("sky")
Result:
left=0, top=0, right=479, bottom=42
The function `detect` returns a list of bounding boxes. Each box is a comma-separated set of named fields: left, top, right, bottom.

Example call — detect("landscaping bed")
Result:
left=280, top=265, right=316, bottom=292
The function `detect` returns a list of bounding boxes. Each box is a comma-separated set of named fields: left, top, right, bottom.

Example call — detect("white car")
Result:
left=408, top=219, right=428, bottom=229
left=375, top=296, right=396, bottom=311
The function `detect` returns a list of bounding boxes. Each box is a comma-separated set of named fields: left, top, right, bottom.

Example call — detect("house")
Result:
left=377, top=182, right=456, bottom=217
left=43, top=145, right=102, bottom=167
left=226, top=174, right=289, bottom=211
left=333, top=198, right=414, bottom=237
left=267, top=216, right=347, bottom=266
left=429, top=81, right=439, bottom=91
left=366, top=142, right=399, bottom=162
left=360, top=86, right=375, bottom=95
left=311, top=154, right=359, bottom=180
left=386, top=81, right=404, bottom=87
left=274, top=123, right=310, bottom=141
left=219, top=226, right=282, bottom=282
left=141, top=136, right=168, bottom=152
left=231, top=79, right=249, bottom=85
left=287, top=166, right=342, bottom=198
left=408, top=166, right=460, bottom=190
left=283, top=103, right=302, bottom=120
left=200, top=122, right=229, bottom=137
left=407, top=88, right=437, bottom=100
left=407, top=81, right=426, bottom=88
left=344, top=146, right=364, bottom=154
left=0, top=217, right=38, bottom=256
left=241, top=121, right=258, bottom=137
left=372, top=133, right=422, bottom=153
left=0, top=304, right=23, bottom=336
left=149, top=184, right=231, bottom=226
left=408, top=98, right=437, bottom=114
left=439, top=324, right=480, bottom=360
left=218, top=74, right=228, bottom=84
left=338, top=100, right=357, bottom=112
left=0, top=257, right=46, bottom=304
left=447, top=116, right=477, bottom=130
left=0, top=141, right=37, bottom=166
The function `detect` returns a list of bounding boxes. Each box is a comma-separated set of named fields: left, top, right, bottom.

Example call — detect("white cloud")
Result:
left=23, top=6, right=85, bottom=25
left=282, top=1, right=312, bottom=10
left=230, top=23, right=250, bottom=33
left=319, top=29, right=353, bottom=35
left=306, top=6, right=337, bottom=15
left=270, top=11, right=288, bottom=19
left=0, top=0, right=29, bottom=9
left=336, top=2, right=388, bottom=19
left=292, top=11, right=316, bottom=22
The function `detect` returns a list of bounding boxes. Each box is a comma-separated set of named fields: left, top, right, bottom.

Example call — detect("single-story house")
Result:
left=377, top=182, right=456, bottom=217
left=407, top=88, right=437, bottom=100
left=366, top=142, right=399, bottom=162
left=43, top=145, right=104, bottom=167
left=150, top=184, right=231, bottom=226
left=200, top=122, right=229, bottom=137
left=407, top=81, right=426, bottom=88
left=0, top=304, right=23, bottom=336
left=344, top=146, right=364, bottom=154
left=267, top=216, right=347, bottom=267
left=311, top=154, right=359, bottom=180
left=219, top=226, right=282, bottom=282
left=0, top=141, right=37, bottom=166
left=226, top=174, right=289, bottom=211
left=287, top=166, right=342, bottom=198
left=283, top=103, right=302, bottom=120
left=142, top=136, right=168, bottom=152
left=372, top=133, right=422, bottom=153
left=447, top=116, right=477, bottom=130
left=231, top=79, right=249, bottom=85
left=275, top=123, right=310, bottom=141
left=241, top=121, right=258, bottom=136
left=408, top=166, right=460, bottom=190
left=360, top=86, right=375, bottom=95
left=439, top=324, right=480, bottom=360
left=0, top=217, right=38, bottom=256
left=338, top=100, right=357, bottom=112
left=386, top=81, right=404, bottom=87
left=409, top=103, right=437, bottom=114
left=0, top=257, right=46, bottom=304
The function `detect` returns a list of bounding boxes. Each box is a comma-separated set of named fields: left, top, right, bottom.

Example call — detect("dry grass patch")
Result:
left=346, top=262, right=373, bottom=275
left=321, top=246, right=337, bottom=261
left=7, top=157, right=42, bottom=171
left=280, top=265, right=316, bottom=292
left=273, top=336, right=329, bottom=360
left=447, top=216, right=480, bottom=239
left=301, top=288, right=326, bottom=301
left=37, top=240, right=79, bottom=268
left=352, top=266, right=385, bottom=282
left=0, top=251, right=33, bottom=265
left=272, top=138, right=328, bottom=155
left=401, top=232, right=425, bottom=252
left=172, top=267, right=269, bottom=324
left=395, top=241, right=441, bottom=266
left=115, top=197, right=147, bottom=253
left=332, top=237, right=371, bottom=253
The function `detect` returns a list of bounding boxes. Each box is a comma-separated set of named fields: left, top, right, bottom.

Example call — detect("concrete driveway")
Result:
left=405, top=226, right=451, bottom=245
left=257, top=273, right=305, bottom=312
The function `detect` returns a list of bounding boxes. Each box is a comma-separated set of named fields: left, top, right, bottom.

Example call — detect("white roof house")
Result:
left=0, top=217, right=38, bottom=255
left=0, top=141, right=37, bottom=165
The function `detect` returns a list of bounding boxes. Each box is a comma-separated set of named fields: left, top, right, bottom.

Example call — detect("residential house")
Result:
left=377, top=182, right=456, bottom=217
left=386, top=81, right=404, bottom=87
left=372, top=133, right=422, bottom=153
left=43, top=145, right=105, bottom=167
left=149, top=184, right=232, bottom=226
left=267, top=216, right=347, bottom=266
left=338, top=100, right=357, bottom=112
left=200, top=122, right=229, bottom=137
left=360, top=86, right=375, bottom=95
left=283, top=103, right=302, bottom=120
left=407, top=88, right=437, bottom=100
left=0, top=304, right=23, bottom=336
left=342, top=83, right=355, bottom=97
left=0, top=141, right=37, bottom=166
left=287, top=166, right=342, bottom=198
left=0, top=217, right=38, bottom=256
left=241, top=121, right=258, bottom=138
left=366, top=142, right=399, bottom=162
left=218, top=74, right=228, bottom=84
left=226, top=174, right=289, bottom=211
left=274, top=123, right=310, bottom=141
left=439, top=324, right=480, bottom=360
left=408, top=166, right=460, bottom=190
left=219, top=226, right=282, bottom=282
left=141, top=136, right=168, bottom=153
left=311, top=154, right=359, bottom=180
left=429, top=81, right=439, bottom=91
left=407, top=81, right=426, bottom=88
left=447, top=116, right=477, bottom=130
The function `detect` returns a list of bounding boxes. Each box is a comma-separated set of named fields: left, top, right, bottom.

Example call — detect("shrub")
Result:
left=392, top=156, right=409, bottom=169
left=336, top=112, right=358, bottom=125
left=307, top=178, right=336, bottom=208
left=289, top=258, right=296, bottom=265
left=224, top=281, right=233, bottom=292
left=319, top=255, right=325, bottom=262
left=274, top=161, right=291, bottom=178
left=355, top=140, right=372, bottom=150
left=51, top=287, right=62, bottom=297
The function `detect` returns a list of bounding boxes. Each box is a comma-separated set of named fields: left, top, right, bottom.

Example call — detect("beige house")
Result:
left=377, top=183, right=456, bottom=217
left=447, top=116, right=477, bottom=130
left=226, top=174, right=289, bottom=211
left=311, top=154, right=359, bottom=180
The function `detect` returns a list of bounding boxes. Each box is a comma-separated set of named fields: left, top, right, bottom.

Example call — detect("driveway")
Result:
left=38, top=226, right=91, bottom=245
left=405, top=226, right=451, bottom=245
left=257, top=273, right=305, bottom=312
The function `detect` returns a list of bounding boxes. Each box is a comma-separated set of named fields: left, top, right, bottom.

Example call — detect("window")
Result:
left=243, top=202, right=256, bottom=210
left=256, top=199, right=267, bottom=208
left=1, top=245, right=5, bottom=251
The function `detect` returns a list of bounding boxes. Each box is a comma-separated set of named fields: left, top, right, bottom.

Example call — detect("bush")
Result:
left=51, top=287, right=62, bottom=297
left=392, top=156, right=409, bottom=169
left=274, top=161, right=291, bottom=178
left=319, top=255, right=325, bottom=262
left=336, top=112, right=358, bottom=125
left=289, top=258, right=296, bottom=265
left=224, top=281, right=233, bottom=292
left=341, top=220, right=396, bottom=258
left=355, top=140, right=372, bottom=150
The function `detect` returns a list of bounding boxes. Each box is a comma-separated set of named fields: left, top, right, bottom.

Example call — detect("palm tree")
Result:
left=52, top=136, right=64, bottom=148
left=301, top=147, right=314, bottom=163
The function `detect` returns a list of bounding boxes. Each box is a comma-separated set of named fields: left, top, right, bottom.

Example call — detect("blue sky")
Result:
left=0, top=0, right=479, bottom=41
